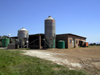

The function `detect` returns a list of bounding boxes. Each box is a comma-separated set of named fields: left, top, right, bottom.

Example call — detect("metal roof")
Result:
left=18, top=28, right=28, bottom=31
left=56, top=33, right=86, bottom=39
left=11, top=33, right=86, bottom=39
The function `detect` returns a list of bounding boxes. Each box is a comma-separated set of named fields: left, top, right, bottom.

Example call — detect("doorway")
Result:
left=72, top=38, right=75, bottom=47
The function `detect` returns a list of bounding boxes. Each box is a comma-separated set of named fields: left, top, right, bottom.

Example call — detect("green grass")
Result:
left=0, top=49, right=89, bottom=75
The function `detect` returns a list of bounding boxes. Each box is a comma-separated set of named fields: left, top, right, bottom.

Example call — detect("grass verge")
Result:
left=0, top=49, right=90, bottom=75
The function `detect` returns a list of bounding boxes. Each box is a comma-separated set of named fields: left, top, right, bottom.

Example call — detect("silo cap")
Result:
left=45, top=16, right=55, bottom=20
left=18, top=28, right=28, bottom=31
left=48, top=16, right=51, bottom=17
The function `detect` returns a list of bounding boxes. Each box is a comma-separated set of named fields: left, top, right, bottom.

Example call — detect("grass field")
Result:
left=0, top=49, right=89, bottom=75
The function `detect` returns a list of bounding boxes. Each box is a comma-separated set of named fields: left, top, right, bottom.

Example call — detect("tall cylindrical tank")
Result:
left=5, top=38, right=9, bottom=47
left=58, top=40, right=65, bottom=49
left=18, top=28, right=29, bottom=48
left=2, top=38, right=9, bottom=47
left=2, top=38, right=4, bottom=47
left=45, top=16, right=56, bottom=48
left=18, top=28, right=29, bottom=38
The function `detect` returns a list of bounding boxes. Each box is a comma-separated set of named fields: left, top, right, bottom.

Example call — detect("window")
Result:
left=76, top=40, right=77, bottom=43
left=69, top=39, right=72, bottom=43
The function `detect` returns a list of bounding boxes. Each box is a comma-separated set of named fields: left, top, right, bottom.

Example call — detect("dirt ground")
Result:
left=23, top=46, right=100, bottom=75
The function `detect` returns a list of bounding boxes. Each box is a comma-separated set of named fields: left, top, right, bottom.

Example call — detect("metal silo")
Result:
left=45, top=16, right=56, bottom=48
left=18, top=28, right=29, bottom=48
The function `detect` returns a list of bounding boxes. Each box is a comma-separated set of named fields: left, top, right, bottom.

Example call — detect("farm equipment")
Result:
left=79, top=41, right=88, bottom=47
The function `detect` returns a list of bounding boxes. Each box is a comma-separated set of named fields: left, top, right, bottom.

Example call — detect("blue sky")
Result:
left=0, top=0, right=100, bottom=43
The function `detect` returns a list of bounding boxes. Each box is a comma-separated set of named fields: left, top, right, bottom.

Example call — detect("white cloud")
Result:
left=99, top=34, right=100, bottom=36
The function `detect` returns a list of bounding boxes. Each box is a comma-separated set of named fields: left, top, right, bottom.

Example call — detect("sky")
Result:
left=0, top=0, right=100, bottom=43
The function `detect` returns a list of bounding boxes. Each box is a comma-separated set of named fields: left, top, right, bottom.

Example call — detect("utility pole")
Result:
left=8, top=34, right=11, bottom=44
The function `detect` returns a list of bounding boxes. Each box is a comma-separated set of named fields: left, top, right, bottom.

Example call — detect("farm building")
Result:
left=10, top=33, right=86, bottom=49
left=56, top=33, right=86, bottom=49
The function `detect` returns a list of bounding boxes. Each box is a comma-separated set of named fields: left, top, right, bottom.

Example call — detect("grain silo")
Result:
left=45, top=16, right=56, bottom=48
left=18, top=28, right=29, bottom=48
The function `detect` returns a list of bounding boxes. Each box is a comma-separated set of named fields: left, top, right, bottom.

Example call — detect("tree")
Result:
left=0, top=36, right=2, bottom=39
left=2, top=35, right=9, bottom=38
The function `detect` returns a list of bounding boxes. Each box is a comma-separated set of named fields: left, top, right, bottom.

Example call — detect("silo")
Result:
left=5, top=38, right=9, bottom=47
left=2, top=38, right=4, bottom=47
left=45, top=16, right=56, bottom=48
left=18, top=28, right=29, bottom=48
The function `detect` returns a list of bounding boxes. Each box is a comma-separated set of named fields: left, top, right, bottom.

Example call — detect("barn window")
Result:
left=69, top=39, right=72, bottom=43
